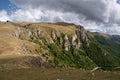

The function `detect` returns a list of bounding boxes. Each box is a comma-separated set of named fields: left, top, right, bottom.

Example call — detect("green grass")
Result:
left=84, top=42, right=120, bottom=70
left=48, top=43, right=96, bottom=69
left=94, top=35, right=120, bottom=57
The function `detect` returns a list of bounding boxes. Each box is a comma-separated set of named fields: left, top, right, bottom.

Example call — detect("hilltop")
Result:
left=0, top=21, right=120, bottom=70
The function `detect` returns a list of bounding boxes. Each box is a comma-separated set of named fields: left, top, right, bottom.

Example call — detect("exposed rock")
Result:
left=63, top=34, right=70, bottom=51
left=75, top=29, right=89, bottom=46
left=51, top=31, right=56, bottom=40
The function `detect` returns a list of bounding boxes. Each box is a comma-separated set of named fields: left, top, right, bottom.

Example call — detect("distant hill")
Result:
left=0, top=21, right=120, bottom=70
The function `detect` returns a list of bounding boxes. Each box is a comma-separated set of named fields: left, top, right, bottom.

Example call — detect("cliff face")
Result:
left=0, top=22, right=120, bottom=70
left=13, top=23, right=89, bottom=50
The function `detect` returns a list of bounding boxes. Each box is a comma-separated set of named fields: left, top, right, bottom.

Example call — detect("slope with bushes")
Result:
left=0, top=22, right=120, bottom=70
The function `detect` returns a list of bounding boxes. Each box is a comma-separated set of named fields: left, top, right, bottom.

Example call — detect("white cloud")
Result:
left=10, top=0, right=120, bottom=23
left=10, top=9, right=42, bottom=22
left=0, top=0, right=120, bottom=35
left=0, top=10, right=10, bottom=21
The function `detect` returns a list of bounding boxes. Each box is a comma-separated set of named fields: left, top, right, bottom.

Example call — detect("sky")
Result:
left=0, top=0, right=10, bottom=10
left=0, top=0, right=120, bottom=35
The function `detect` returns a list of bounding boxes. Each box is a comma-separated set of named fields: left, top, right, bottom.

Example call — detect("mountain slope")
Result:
left=93, top=33, right=120, bottom=57
left=0, top=22, right=120, bottom=70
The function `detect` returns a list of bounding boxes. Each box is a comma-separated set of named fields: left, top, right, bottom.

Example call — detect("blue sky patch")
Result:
left=0, top=0, right=11, bottom=10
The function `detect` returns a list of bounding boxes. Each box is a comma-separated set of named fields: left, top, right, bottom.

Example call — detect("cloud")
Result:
left=0, top=10, right=10, bottom=21
left=1, top=0, right=120, bottom=35
left=10, top=9, right=42, bottom=22
left=10, top=0, right=120, bottom=23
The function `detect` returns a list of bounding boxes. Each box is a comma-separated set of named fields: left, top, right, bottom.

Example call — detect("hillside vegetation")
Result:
left=0, top=22, right=120, bottom=70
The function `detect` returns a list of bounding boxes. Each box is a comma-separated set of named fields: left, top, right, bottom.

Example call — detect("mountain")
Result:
left=93, top=33, right=120, bottom=57
left=0, top=21, right=120, bottom=70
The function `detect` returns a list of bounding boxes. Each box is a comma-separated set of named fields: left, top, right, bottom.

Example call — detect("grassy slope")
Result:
left=0, top=22, right=120, bottom=80
left=0, top=68, right=120, bottom=80
left=94, top=34, right=120, bottom=57
left=84, top=42, right=120, bottom=70
left=0, top=22, right=38, bottom=55
left=0, top=22, right=120, bottom=70
left=0, top=22, right=44, bottom=69
left=48, top=43, right=96, bottom=69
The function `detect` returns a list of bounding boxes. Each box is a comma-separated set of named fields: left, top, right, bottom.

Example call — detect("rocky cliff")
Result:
left=0, top=22, right=120, bottom=70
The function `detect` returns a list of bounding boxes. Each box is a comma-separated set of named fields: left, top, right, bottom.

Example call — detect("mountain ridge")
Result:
left=0, top=21, right=120, bottom=70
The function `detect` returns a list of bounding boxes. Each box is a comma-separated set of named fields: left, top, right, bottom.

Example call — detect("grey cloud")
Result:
left=9, top=0, right=120, bottom=34
left=10, top=0, right=111, bottom=23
